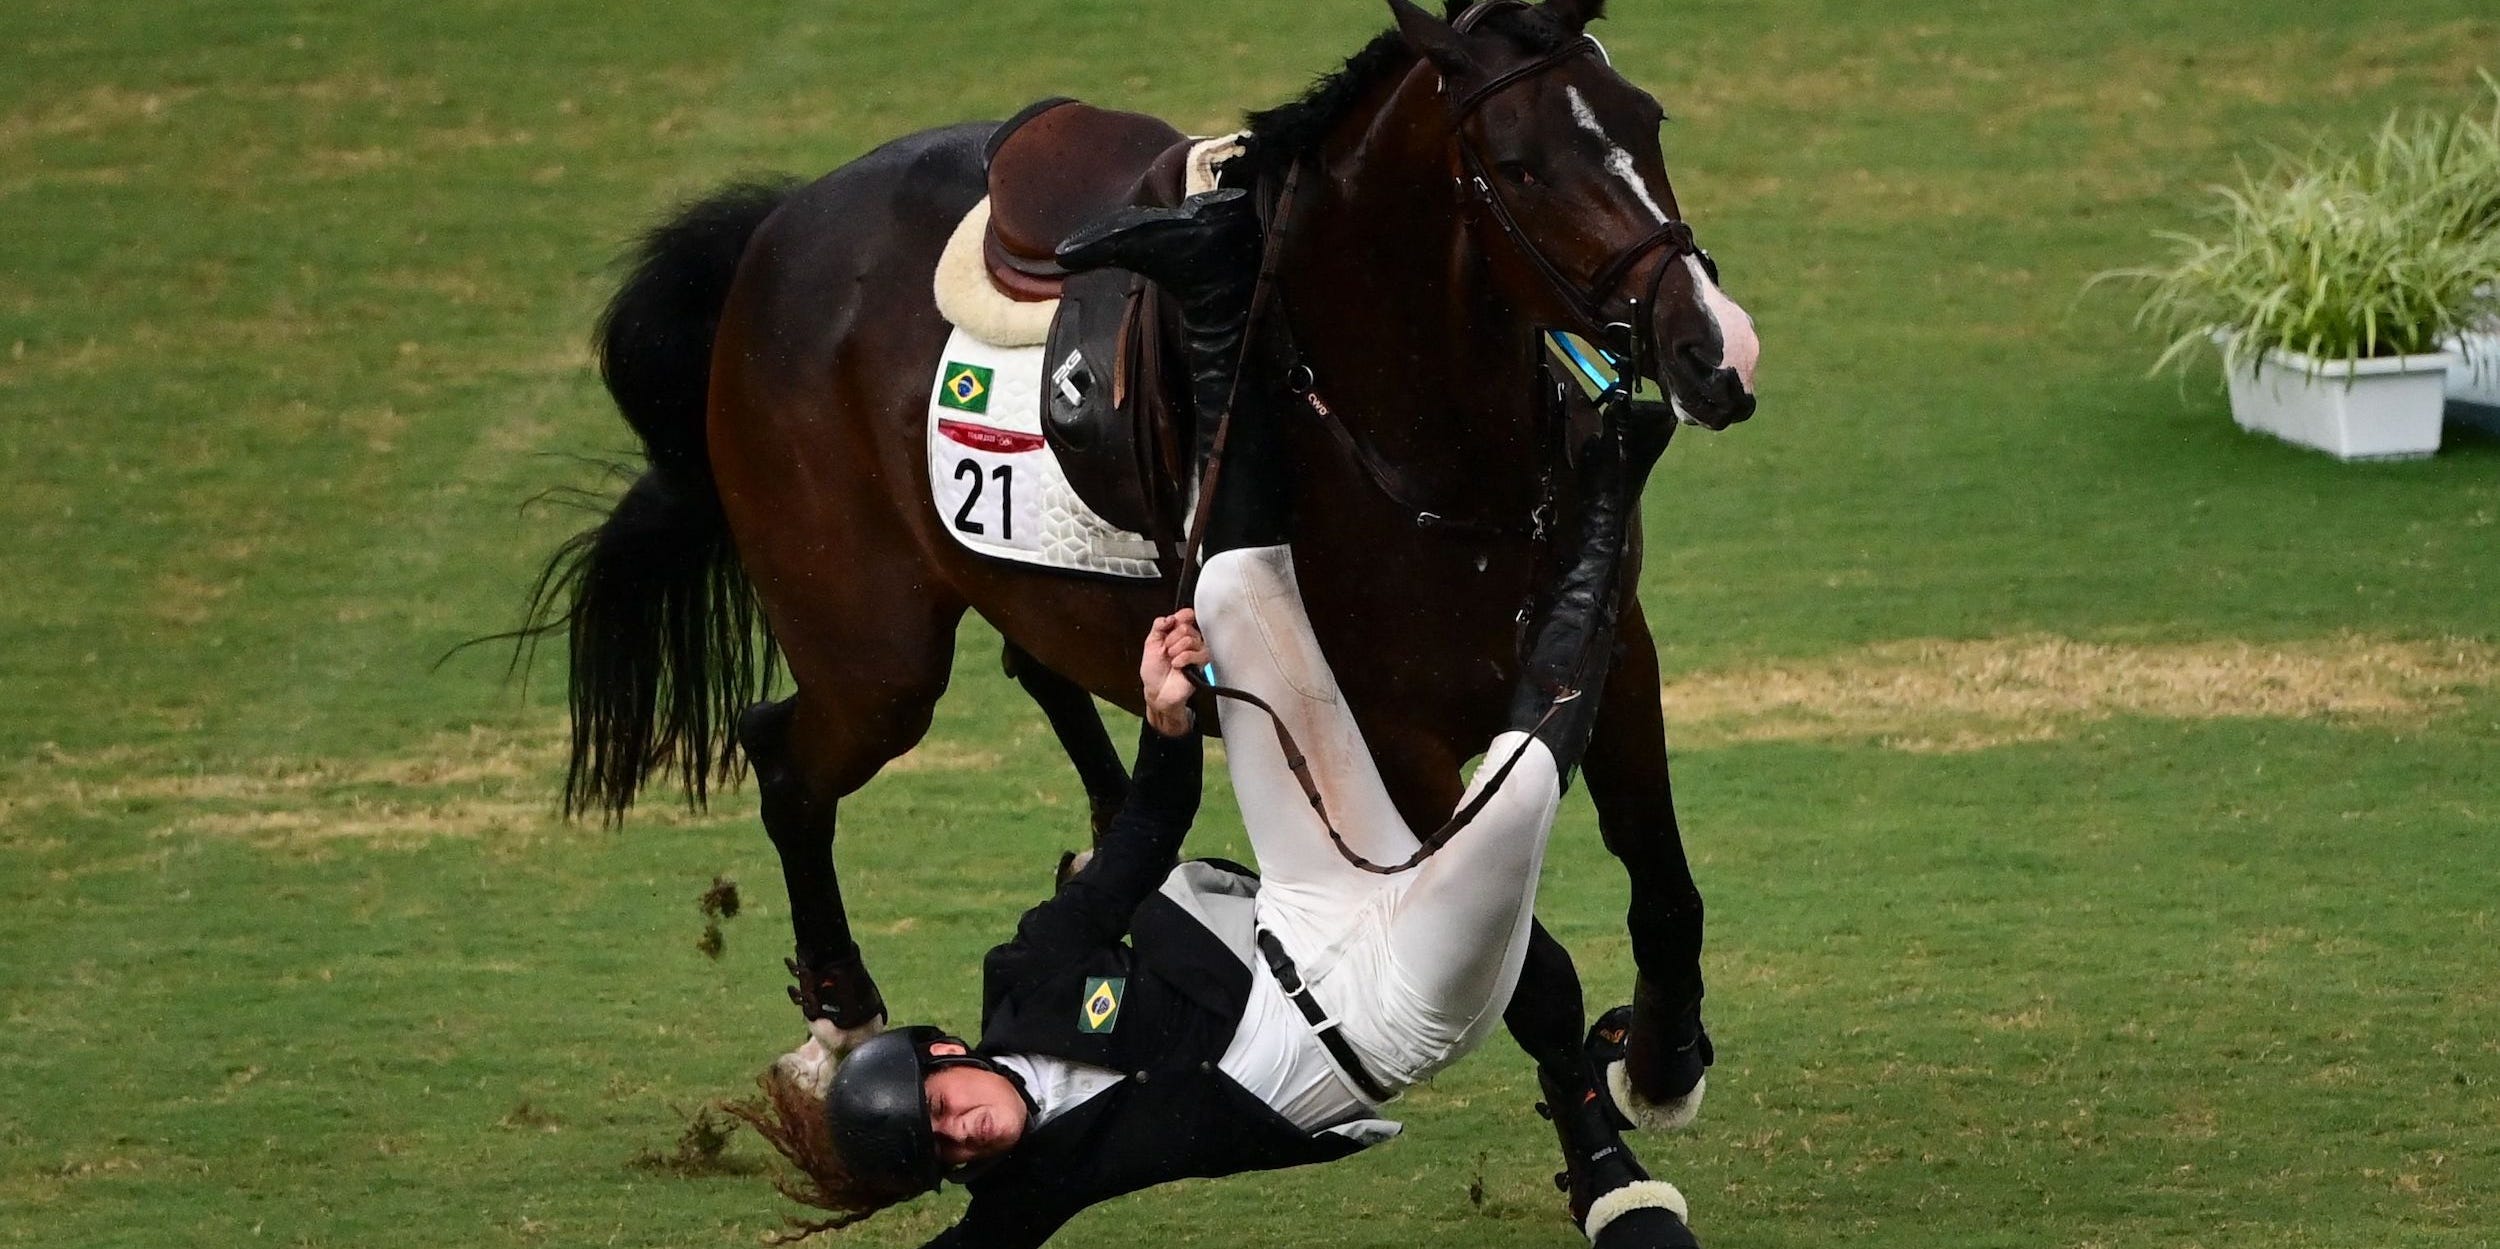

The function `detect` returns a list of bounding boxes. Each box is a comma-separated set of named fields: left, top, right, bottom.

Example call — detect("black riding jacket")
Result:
left=919, top=726, right=1393, bottom=1249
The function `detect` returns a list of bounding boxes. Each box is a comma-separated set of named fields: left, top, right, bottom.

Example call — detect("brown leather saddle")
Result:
left=983, top=97, right=1195, bottom=302
left=983, top=98, right=1201, bottom=551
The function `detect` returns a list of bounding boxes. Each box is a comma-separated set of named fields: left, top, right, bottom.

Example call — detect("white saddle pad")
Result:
left=926, top=328, right=1162, bottom=580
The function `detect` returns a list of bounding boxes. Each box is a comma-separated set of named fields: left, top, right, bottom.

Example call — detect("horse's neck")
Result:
left=1280, top=190, right=1545, bottom=500
left=1272, top=163, right=1553, bottom=645
left=1275, top=196, right=1543, bottom=757
left=1249, top=67, right=1556, bottom=764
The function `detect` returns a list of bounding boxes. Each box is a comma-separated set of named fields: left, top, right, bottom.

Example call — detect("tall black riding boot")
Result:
left=1506, top=412, right=1672, bottom=781
left=1058, top=188, right=1282, bottom=548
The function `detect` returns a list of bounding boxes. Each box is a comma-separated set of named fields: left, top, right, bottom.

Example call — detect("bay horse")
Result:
left=526, top=0, right=1758, bottom=1215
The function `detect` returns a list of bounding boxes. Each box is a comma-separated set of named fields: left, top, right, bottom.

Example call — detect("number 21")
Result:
left=952, top=459, right=1013, bottom=540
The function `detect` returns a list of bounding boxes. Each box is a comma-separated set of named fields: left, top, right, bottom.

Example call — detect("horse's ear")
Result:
left=1388, top=0, right=1476, bottom=78
left=1542, top=0, right=1608, bottom=30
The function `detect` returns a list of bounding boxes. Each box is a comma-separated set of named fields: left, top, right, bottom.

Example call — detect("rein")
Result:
left=1169, top=162, right=1567, bottom=876
left=1244, top=215, right=1557, bottom=541
left=1282, top=364, right=1554, bottom=540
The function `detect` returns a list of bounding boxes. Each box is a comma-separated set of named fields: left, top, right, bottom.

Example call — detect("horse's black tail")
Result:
left=523, top=177, right=801, bottom=821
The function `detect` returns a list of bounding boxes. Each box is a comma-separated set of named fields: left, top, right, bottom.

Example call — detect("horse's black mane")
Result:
left=1230, top=1, right=1581, bottom=184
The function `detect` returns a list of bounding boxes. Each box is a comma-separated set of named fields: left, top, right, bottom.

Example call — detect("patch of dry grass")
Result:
left=0, top=721, right=570, bottom=847
left=4, top=634, right=2482, bottom=851
left=0, top=83, right=197, bottom=150
left=1663, top=634, right=2500, bottom=751
left=885, top=739, right=1003, bottom=774
left=0, top=713, right=1018, bottom=853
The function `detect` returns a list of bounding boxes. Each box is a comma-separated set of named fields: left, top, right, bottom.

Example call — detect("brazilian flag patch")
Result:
left=1080, top=977, right=1125, bottom=1034
left=938, top=362, right=993, bottom=414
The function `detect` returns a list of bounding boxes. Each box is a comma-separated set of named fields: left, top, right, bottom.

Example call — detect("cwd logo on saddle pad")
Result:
left=1080, top=977, right=1125, bottom=1033
left=938, top=361, right=993, bottom=414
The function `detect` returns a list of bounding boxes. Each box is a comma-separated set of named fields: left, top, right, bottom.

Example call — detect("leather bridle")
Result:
left=1444, top=0, right=1713, bottom=390
left=1166, top=4, right=1710, bottom=875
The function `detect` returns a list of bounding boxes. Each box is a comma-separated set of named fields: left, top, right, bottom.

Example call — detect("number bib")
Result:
left=924, top=330, right=1161, bottom=580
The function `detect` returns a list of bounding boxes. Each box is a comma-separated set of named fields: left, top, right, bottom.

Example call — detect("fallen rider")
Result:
left=731, top=195, right=1695, bottom=1249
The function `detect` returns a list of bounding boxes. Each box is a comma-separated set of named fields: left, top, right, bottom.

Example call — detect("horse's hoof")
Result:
left=774, top=1034, right=837, bottom=1096
left=1585, top=1183, right=1698, bottom=1249
left=1622, top=985, right=1714, bottom=1122
left=773, top=1015, right=888, bottom=1096
left=808, top=1015, right=887, bottom=1061
left=1592, top=1004, right=1708, bottom=1133
left=787, top=951, right=889, bottom=1038
left=1607, top=1063, right=1706, bottom=1133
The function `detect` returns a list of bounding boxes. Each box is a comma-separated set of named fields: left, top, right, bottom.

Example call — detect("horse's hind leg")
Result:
left=1002, top=640, right=1129, bottom=842
left=739, top=697, right=877, bottom=1035
left=739, top=595, right=966, bottom=1051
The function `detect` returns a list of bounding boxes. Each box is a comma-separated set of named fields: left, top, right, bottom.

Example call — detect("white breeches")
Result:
left=1196, top=545, right=1563, bottom=1092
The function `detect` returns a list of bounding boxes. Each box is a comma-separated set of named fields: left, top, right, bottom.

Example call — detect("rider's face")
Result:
left=923, top=1043, right=1029, bottom=1167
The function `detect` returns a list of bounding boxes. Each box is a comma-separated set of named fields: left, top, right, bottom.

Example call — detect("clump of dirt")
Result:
left=696, top=875, right=740, bottom=960
left=497, top=1099, right=563, bottom=1132
left=628, top=1104, right=759, bottom=1178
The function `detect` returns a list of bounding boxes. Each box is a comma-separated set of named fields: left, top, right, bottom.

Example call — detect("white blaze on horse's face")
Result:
left=1691, top=253, right=1760, bottom=394
left=1568, top=85, right=1669, bottom=221
left=1564, top=85, right=1760, bottom=403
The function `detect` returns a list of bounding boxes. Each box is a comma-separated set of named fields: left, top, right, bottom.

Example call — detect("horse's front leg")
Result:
left=1506, top=923, right=1701, bottom=1247
left=1579, top=597, right=1713, bottom=1131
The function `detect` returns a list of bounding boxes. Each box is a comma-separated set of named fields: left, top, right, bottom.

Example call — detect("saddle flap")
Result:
left=1041, top=268, right=1190, bottom=544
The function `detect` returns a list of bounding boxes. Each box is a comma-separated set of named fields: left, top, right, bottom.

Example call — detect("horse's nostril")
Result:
left=1677, top=341, right=1716, bottom=377
left=1720, top=383, right=1756, bottom=424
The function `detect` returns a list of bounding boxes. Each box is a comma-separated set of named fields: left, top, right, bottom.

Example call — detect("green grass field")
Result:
left=4, top=2, right=2497, bottom=1246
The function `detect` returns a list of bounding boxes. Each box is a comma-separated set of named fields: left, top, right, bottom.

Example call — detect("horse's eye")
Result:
left=1495, top=160, right=1539, bottom=188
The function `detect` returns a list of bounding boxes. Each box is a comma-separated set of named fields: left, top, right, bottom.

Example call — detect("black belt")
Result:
left=1254, top=929, right=1395, bottom=1104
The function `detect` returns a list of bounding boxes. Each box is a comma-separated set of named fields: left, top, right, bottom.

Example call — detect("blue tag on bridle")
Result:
left=1545, top=331, right=1630, bottom=399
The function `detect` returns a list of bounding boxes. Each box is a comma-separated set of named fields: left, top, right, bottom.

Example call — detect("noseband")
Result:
left=1444, top=0, right=1714, bottom=387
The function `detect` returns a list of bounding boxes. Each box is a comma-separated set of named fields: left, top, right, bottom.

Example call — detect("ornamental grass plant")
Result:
left=2108, top=79, right=2500, bottom=380
left=2347, top=78, right=2500, bottom=244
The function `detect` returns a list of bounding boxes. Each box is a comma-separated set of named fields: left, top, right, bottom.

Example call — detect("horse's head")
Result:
left=1388, top=0, right=1758, bottom=430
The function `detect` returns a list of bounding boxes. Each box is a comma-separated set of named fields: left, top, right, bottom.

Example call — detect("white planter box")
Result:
left=2221, top=344, right=2459, bottom=461
left=2444, top=329, right=2500, bottom=408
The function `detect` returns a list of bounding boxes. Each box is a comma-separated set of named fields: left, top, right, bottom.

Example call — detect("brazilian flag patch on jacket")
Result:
left=1080, top=977, right=1125, bottom=1033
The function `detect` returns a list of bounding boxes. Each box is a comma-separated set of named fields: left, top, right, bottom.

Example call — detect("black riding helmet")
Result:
left=825, top=1025, right=988, bottom=1195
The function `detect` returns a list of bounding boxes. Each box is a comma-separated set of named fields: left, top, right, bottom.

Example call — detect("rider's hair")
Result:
left=725, top=1061, right=926, bottom=1243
